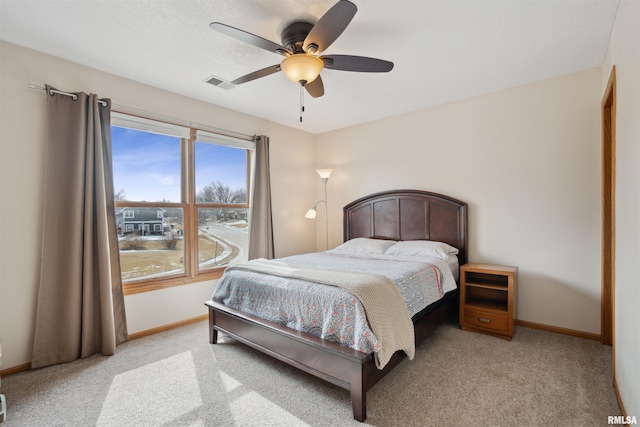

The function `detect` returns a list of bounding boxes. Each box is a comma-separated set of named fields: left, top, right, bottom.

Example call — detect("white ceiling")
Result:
left=0, top=0, right=619, bottom=134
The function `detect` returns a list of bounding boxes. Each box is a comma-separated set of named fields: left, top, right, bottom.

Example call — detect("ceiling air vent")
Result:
left=205, top=75, right=235, bottom=90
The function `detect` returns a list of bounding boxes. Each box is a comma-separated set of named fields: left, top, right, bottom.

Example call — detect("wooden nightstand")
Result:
left=459, top=263, right=518, bottom=340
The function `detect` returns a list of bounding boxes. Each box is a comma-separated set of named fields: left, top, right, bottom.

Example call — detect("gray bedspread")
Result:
left=212, top=251, right=457, bottom=365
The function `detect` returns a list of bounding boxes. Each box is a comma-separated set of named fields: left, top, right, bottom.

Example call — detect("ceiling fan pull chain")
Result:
left=300, top=82, right=305, bottom=122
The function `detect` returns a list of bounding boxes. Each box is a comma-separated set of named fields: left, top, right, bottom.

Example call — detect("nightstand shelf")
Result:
left=459, top=263, right=517, bottom=340
left=465, top=298, right=508, bottom=312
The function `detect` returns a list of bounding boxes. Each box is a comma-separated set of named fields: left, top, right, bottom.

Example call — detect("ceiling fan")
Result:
left=209, top=0, right=394, bottom=99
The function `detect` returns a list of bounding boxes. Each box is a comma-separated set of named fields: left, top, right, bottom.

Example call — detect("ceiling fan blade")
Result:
left=231, top=65, right=281, bottom=85
left=322, top=55, right=394, bottom=72
left=210, top=22, right=291, bottom=56
left=305, top=75, right=324, bottom=98
left=303, top=0, right=357, bottom=54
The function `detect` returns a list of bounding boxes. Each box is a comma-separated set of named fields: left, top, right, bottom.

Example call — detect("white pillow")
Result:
left=384, top=240, right=459, bottom=260
left=333, top=238, right=397, bottom=255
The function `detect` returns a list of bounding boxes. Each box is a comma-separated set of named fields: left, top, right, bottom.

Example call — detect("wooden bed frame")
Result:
left=205, top=189, right=468, bottom=421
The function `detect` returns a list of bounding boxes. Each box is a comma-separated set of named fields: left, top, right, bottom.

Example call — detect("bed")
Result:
left=205, top=189, right=468, bottom=421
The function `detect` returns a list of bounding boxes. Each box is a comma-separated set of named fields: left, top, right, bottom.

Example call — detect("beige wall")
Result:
left=315, top=68, right=603, bottom=335
left=0, top=41, right=317, bottom=369
left=601, top=0, right=640, bottom=416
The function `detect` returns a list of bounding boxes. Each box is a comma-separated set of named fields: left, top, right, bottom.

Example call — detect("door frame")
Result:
left=601, top=66, right=616, bottom=353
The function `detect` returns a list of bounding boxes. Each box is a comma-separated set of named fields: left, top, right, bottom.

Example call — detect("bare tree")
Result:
left=114, top=189, right=127, bottom=201
left=196, top=180, right=246, bottom=203
left=196, top=181, right=247, bottom=226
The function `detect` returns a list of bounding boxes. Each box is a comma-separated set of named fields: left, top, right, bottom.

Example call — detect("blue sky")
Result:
left=111, top=126, right=246, bottom=203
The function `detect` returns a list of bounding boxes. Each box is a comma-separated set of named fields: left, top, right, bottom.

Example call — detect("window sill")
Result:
left=123, top=269, right=224, bottom=295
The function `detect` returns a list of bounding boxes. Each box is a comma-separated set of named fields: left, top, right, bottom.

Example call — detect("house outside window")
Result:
left=111, top=112, right=253, bottom=294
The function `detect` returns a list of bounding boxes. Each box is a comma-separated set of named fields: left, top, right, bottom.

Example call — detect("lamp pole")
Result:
left=321, top=176, right=329, bottom=250
left=305, top=169, right=333, bottom=251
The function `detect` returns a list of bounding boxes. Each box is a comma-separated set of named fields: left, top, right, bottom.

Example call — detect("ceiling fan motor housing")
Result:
left=281, top=22, right=313, bottom=53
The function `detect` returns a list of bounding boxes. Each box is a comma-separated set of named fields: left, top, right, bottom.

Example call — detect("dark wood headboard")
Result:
left=343, top=190, right=468, bottom=265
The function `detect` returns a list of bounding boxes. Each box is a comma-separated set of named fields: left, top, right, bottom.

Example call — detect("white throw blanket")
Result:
left=226, top=258, right=415, bottom=369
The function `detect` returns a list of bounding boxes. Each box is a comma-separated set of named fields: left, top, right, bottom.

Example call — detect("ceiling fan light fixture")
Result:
left=280, top=54, right=324, bottom=84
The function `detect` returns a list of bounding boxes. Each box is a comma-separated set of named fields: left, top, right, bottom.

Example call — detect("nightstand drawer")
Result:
left=463, top=308, right=508, bottom=333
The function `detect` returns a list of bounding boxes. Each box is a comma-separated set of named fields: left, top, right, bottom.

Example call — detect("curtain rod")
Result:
left=28, top=83, right=108, bottom=107
left=27, top=83, right=254, bottom=142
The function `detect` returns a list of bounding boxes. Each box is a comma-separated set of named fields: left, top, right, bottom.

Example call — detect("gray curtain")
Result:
left=31, top=86, right=127, bottom=369
left=248, top=135, right=274, bottom=260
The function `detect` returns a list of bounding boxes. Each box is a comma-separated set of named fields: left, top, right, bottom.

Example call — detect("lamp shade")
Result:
left=305, top=208, right=317, bottom=219
left=316, top=169, right=333, bottom=179
left=280, top=54, right=324, bottom=84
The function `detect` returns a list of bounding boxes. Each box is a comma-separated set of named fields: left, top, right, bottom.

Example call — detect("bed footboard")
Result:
left=206, top=296, right=452, bottom=422
left=206, top=300, right=372, bottom=421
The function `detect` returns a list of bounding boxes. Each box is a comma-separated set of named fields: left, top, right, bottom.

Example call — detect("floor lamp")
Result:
left=305, top=169, right=332, bottom=250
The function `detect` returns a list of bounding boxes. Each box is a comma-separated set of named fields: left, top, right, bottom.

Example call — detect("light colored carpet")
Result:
left=0, top=320, right=620, bottom=426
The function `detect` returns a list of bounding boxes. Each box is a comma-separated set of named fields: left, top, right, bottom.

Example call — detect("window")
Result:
left=111, top=113, right=253, bottom=294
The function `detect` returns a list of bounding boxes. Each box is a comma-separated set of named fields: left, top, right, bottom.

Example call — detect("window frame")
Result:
left=112, top=115, right=252, bottom=295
